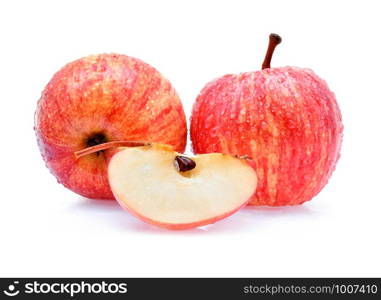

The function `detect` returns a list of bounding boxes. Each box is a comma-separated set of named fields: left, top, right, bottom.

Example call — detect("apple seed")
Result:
left=174, top=156, right=196, bottom=172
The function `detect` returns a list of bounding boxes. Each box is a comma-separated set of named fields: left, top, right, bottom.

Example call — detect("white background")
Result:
left=0, top=0, right=380, bottom=277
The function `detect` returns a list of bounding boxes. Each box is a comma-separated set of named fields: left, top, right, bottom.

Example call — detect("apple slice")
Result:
left=108, top=144, right=257, bottom=229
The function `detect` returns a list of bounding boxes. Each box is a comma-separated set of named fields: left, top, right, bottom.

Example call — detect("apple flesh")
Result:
left=35, top=54, right=187, bottom=200
left=191, top=34, right=343, bottom=206
left=108, top=144, right=257, bottom=229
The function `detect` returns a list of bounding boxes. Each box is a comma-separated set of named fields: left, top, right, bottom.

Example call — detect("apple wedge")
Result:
left=107, top=144, right=257, bottom=229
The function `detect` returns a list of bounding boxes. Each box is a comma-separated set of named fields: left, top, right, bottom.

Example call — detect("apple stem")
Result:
left=261, top=33, right=282, bottom=70
left=174, top=156, right=196, bottom=172
left=74, top=141, right=151, bottom=159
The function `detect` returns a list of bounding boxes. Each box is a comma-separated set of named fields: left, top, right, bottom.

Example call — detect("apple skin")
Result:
left=191, top=66, right=343, bottom=206
left=35, top=54, right=187, bottom=200
left=116, top=192, right=251, bottom=230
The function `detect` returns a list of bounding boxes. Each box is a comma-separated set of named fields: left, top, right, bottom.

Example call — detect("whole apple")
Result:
left=35, top=54, right=187, bottom=199
left=191, top=34, right=343, bottom=206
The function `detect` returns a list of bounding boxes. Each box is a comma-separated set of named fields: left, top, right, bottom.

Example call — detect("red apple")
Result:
left=191, top=34, right=343, bottom=206
left=35, top=54, right=187, bottom=200
left=76, top=142, right=256, bottom=230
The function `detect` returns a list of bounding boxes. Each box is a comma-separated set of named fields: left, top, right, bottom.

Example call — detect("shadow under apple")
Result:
left=69, top=197, right=207, bottom=234
left=202, top=204, right=319, bottom=233
left=68, top=197, right=321, bottom=234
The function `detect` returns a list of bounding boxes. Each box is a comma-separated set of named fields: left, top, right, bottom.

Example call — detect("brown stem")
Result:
left=174, top=155, right=196, bottom=172
left=261, top=33, right=282, bottom=70
left=74, top=141, right=151, bottom=159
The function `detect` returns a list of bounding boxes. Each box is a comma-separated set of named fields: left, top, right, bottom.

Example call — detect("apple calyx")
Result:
left=74, top=141, right=151, bottom=159
left=86, top=132, right=108, bottom=147
left=261, top=33, right=282, bottom=70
